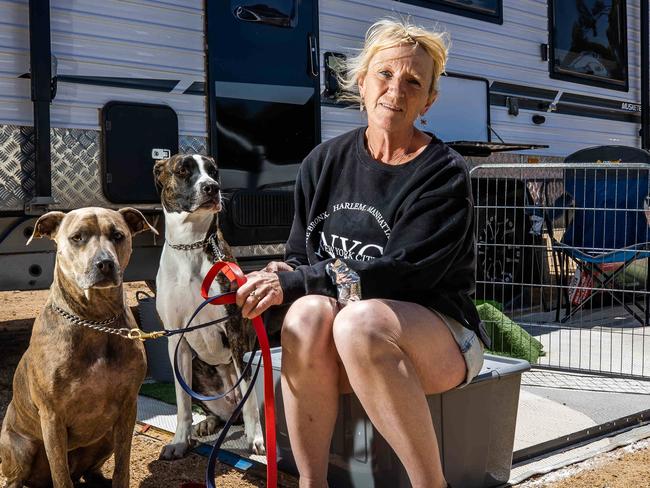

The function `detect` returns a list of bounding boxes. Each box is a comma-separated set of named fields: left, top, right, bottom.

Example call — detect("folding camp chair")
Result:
left=545, top=145, right=650, bottom=326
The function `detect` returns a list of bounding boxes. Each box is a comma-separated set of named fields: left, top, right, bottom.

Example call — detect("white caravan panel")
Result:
left=0, top=0, right=206, bottom=136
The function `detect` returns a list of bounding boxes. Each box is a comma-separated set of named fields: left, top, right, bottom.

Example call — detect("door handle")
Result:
left=234, top=5, right=291, bottom=28
left=308, top=33, right=319, bottom=78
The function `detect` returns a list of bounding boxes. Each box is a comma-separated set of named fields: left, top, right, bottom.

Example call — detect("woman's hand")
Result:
left=236, top=271, right=284, bottom=319
left=261, top=261, right=294, bottom=273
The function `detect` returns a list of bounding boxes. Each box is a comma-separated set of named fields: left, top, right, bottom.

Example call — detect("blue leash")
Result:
left=171, top=290, right=263, bottom=488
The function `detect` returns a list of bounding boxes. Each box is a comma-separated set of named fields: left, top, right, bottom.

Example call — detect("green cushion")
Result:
left=476, top=303, right=545, bottom=364
left=613, top=258, right=647, bottom=289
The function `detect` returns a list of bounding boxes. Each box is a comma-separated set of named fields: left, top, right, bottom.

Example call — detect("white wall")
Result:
left=0, top=0, right=206, bottom=136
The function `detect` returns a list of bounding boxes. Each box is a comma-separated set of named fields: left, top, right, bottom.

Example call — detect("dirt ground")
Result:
left=0, top=284, right=649, bottom=487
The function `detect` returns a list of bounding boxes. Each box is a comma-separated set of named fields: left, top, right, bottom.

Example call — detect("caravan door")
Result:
left=206, top=1, right=320, bottom=190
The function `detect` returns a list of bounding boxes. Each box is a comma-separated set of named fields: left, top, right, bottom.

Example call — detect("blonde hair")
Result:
left=338, top=18, right=450, bottom=106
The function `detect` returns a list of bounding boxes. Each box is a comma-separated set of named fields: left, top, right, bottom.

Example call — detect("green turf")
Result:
left=139, top=382, right=177, bottom=405
left=473, top=299, right=503, bottom=311
left=476, top=303, right=545, bottom=363
left=139, top=382, right=206, bottom=414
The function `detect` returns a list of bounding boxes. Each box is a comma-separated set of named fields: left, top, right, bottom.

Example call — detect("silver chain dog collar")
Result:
left=51, top=305, right=133, bottom=338
left=167, top=239, right=205, bottom=251
left=167, top=234, right=225, bottom=262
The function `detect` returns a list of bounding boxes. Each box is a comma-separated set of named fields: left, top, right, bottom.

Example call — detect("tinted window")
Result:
left=440, top=0, right=499, bottom=14
left=550, top=0, right=628, bottom=90
left=399, top=0, right=502, bottom=24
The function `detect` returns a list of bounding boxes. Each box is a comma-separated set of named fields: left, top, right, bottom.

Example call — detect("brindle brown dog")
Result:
left=0, top=207, right=156, bottom=488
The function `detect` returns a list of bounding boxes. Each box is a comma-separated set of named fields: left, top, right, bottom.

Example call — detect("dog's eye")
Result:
left=174, top=167, right=188, bottom=177
left=70, top=233, right=83, bottom=243
left=112, top=231, right=125, bottom=242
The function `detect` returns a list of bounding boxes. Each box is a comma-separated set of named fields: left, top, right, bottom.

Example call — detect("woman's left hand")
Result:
left=236, top=271, right=284, bottom=319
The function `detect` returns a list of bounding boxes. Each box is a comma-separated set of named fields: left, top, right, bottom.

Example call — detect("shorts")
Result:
left=432, top=310, right=485, bottom=388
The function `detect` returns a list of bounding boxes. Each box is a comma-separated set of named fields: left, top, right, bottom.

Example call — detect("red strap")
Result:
left=201, top=261, right=277, bottom=488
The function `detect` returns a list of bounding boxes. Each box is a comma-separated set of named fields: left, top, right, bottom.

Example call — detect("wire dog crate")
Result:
left=471, top=161, right=650, bottom=379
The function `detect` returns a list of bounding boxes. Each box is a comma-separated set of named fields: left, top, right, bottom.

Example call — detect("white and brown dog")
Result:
left=153, top=154, right=264, bottom=459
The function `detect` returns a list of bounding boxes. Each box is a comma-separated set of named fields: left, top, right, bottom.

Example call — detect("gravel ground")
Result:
left=517, top=439, right=650, bottom=488
left=1, top=285, right=648, bottom=487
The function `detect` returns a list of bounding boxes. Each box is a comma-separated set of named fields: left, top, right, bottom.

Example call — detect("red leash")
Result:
left=200, top=261, right=278, bottom=488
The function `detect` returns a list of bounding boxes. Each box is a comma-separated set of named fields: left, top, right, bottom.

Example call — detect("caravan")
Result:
left=0, top=0, right=647, bottom=290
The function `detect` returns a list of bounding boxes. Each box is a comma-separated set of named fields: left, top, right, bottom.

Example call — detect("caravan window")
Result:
left=549, top=0, right=628, bottom=91
left=399, top=0, right=502, bottom=24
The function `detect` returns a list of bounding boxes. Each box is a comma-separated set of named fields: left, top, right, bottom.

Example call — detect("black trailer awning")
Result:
left=447, top=141, right=549, bottom=157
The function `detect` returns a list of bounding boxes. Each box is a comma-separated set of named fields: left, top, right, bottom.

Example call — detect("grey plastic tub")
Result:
left=245, top=348, right=530, bottom=488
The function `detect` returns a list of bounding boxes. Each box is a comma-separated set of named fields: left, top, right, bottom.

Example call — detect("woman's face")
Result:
left=358, top=44, right=435, bottom=133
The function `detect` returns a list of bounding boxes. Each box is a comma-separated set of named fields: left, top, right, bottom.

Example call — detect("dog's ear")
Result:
left=27, top=211, right=66, bottom=245
left=153, top=157, right=169, bottom=191
left=118, top=208, right=159, bottom=236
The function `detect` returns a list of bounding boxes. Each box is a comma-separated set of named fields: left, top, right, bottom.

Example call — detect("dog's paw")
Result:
left=192, top=415, right=222, bottom=438
left=249, top=434, right=266, bottom=455
left=158, top=442, right=190, bottom=460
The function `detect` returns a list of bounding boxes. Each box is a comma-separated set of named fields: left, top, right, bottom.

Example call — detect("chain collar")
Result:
left=168, top=239, right=205, bottom=251
left=167, top=233, right=225, bottom=262
left=51, top=304, right=133, bottom=339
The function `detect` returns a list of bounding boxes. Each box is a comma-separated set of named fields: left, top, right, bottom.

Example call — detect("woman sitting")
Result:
left=236, top=18, right=488, bottom=488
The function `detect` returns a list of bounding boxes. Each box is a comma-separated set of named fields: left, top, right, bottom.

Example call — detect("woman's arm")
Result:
left=283, top=163, right=311, bottom=269
left=262, top=261, right=294, bottom=273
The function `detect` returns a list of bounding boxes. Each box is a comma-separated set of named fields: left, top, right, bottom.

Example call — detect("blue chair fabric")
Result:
left=562, top=168, right=650, bottom=251
left=547, top=145, right=650, bottom=325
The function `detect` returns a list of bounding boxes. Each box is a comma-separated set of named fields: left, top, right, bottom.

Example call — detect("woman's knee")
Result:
left=333, top=299, right=398, bottom=358
left=281, top=295, right=338, bottom=355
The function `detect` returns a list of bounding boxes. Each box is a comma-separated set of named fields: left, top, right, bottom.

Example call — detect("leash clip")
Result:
left=208, top=234, right=225, bottom=262
left=127, top=329, right=167, bottom=341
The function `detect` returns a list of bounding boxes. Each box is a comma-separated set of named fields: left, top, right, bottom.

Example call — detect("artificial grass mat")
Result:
left=476, top=303, right=545, bottom=364
left=139, top=381, right=208, bottom=414
left=139, top=381, right=177, bottom=405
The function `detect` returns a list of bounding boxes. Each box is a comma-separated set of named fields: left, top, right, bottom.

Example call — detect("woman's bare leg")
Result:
left=281, top=295, right=341, bottom=488
left=332, top=299, right=466, bottom=488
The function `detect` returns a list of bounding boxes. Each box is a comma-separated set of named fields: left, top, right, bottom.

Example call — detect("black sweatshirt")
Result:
left=277, top=127, right=483, bottom=340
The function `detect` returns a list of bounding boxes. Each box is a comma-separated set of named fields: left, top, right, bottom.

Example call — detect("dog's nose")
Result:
left=202, top=183, right=220, bottom=197
left=96, top=259, right=115, bottom=276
